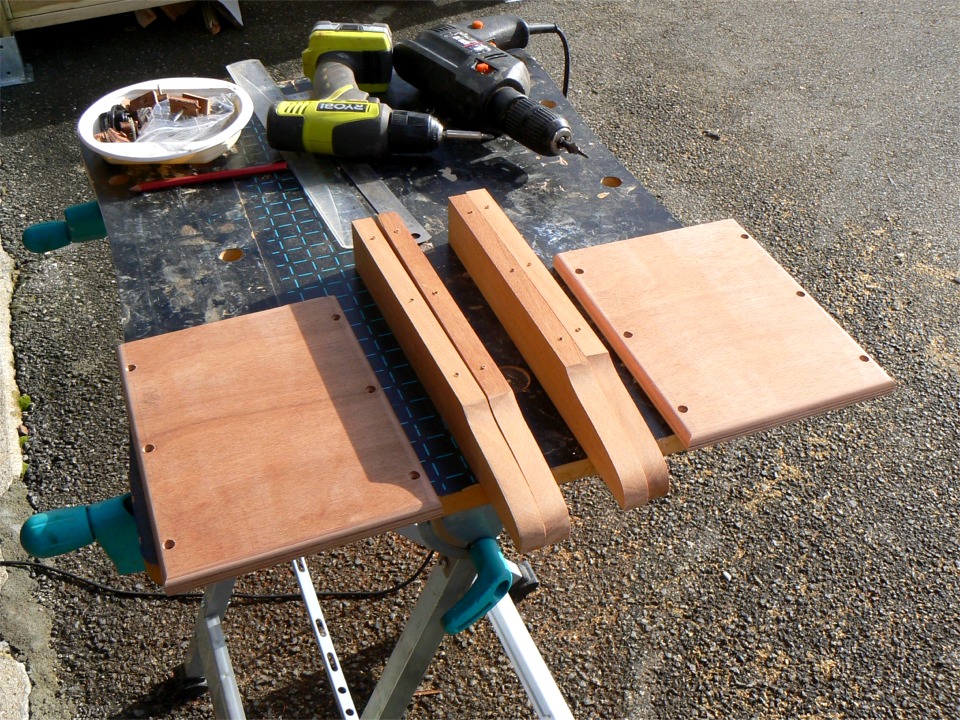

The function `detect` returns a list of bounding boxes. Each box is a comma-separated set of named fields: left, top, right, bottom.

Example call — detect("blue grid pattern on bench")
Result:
left=232, top=119, right=474, bottom=497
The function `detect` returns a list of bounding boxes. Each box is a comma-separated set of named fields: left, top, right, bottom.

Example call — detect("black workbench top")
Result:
left=81, top=54, right=680, bottom=497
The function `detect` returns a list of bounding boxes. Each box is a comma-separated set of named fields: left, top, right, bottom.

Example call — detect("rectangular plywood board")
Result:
left=554, top=219, right=896, bottom=449
left=118, top=296, right=441, bottom=594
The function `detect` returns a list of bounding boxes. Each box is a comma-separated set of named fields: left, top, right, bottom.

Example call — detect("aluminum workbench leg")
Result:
left=293, top=557, right=358, bottom=719
left=362, top=556, right=476, bottom=719
left=183, top=578, right=245, bottom=719
left=488, top=594, right=573, bottom=720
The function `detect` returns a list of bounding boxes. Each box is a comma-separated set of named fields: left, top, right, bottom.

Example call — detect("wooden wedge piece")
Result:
left=353, top=217, right=567, bottom=552
left=448, top=192, right=668, bottom=508
left=374, top=212, right=570, bottom=545
left=462, top=190, right=670, bottom=500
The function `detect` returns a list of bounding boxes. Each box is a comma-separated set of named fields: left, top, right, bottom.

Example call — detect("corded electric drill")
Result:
left=393, top=14, right=587, bottom=158
left=266, top=21, right=490, bottom=157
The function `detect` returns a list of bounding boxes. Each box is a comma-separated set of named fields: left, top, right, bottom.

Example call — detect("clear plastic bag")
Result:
left=135, top=92, right=237, bottom=149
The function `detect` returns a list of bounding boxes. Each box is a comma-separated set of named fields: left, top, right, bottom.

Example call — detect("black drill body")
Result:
left=393, top=15, right=584, bottom=157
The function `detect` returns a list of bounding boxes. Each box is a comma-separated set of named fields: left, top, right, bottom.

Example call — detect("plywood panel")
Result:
left=353, top=217, right=568, bottom=552
left=118, top=296, right=440, bottom=594
left=448, top=192, right=668, bottom=509
left=554, top=219, right=897, bottom=449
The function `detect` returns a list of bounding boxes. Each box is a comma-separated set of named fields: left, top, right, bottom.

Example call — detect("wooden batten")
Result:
left=373, top=212, right=570, bottom=546
left=353, top=217, right=569, bottom=552
left=447, top=191, right=669, bottom=508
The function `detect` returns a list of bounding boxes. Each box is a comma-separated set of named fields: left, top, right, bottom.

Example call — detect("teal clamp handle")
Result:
left=22, top=201, right=107, bottom=253
left=441, top=537, right=512, bottom=634
left=20, top=493, right=145, bottom=575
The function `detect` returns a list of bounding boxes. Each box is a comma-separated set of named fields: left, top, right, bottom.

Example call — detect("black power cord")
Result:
left=0, top=551, right=435, bottom=603
left=528, top=23, right=572, bottom=96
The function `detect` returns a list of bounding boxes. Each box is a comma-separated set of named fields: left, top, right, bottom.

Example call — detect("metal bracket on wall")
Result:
left=0, top=35, right=33, bottom=87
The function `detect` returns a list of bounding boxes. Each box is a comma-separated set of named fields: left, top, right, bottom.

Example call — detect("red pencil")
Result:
left=130, top=160, right=289, bottom=192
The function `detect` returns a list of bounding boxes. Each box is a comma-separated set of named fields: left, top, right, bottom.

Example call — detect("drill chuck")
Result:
left=493, top=88, right=577, bottom=157
left=387, top=110, right=444, bottom=154
left=394, top=16, right=587, bottom=158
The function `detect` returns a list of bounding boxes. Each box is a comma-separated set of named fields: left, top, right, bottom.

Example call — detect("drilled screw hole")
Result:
left=143, top=444, right=155, bottom=453
left=678, top=405, right=689, bottom=413
left=163, top=539, right=176, bottom=550
left=365, top=385, right=376, bottom=393
left=409, top=471, right=421, bottom=480
left=219, top=248, right=244, bottom=262
left=797, top=291, right=806, bottom=297
left=575, top=268, right=584, bottom=274
left=601, top=176, right=623, bottom=188
left=859, top=355, right=870, bottom=362
left=126, top=364, right=137, bottom=372
left=623, top=331, right=634, bottom=338
left=540, top=99, right=557, bottom=108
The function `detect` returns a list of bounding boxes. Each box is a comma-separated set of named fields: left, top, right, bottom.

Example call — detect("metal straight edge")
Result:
left=292, top=558, right=358, bottom=719
left=226, top=59, right=367, bottom=249
left=338, top=160, right=432, bottom=245
left=225, top=59, right=431, bottom=248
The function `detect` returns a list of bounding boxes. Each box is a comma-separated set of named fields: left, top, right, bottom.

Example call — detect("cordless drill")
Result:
left=266, top=22, right=490, bottom=157
left=393, top=15, right=587, bottom=158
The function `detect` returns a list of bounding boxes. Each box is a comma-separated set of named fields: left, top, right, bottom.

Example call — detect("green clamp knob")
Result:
left=20, top=493, right=144, bottom=575
left=22, top=201, right=107, bottom=253
left=20, top=503, right=94, bottom=556
left=441, top=537, right=512, bottom=634
left=87, top=494, right=145, bottom=575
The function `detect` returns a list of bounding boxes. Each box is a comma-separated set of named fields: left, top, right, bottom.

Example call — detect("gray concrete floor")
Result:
left=1, top=1, right=958, bottom=718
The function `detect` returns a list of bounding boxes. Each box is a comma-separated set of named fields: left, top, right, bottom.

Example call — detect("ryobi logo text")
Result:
left=315, top=102, right=369, bottom=112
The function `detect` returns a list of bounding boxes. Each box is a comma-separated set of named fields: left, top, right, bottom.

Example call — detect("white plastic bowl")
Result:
left=77, top=77, right=254, bottom=165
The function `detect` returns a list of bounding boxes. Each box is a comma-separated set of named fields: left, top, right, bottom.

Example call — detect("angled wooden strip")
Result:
left=353, top=218, right=559, bottom=552
left=117, top=296, right=440, bottom=595
left=374, top=212, right=570, bottom=546
left=448, top=193, right=660, bottom=508
left=554, top=219, right=897, bottom=448
left=463, top=189, right=670, bottom=500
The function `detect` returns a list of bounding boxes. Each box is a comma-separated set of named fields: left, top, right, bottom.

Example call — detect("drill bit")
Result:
left=442, top=129, right=495, bottom=143
left=558, top=137, right=589, bottom=158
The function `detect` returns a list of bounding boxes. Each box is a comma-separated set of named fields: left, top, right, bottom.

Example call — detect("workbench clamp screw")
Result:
left=21, top=200, right=107, bottom=253
left=20, top=492, right=145, bottom=575
left=441, top=536, right=513, bottom=634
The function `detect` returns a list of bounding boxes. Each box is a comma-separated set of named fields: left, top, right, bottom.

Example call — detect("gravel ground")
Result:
left=1, top=1, right=958, bottom=718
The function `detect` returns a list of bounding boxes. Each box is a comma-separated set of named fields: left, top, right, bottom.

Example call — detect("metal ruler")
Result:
left=226, top=59, right=431, bottom=249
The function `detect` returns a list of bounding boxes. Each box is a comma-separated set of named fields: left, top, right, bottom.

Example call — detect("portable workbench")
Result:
left=67, top=47, right=894, bottom=718
left=70, top=52, right=682, bottom=718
